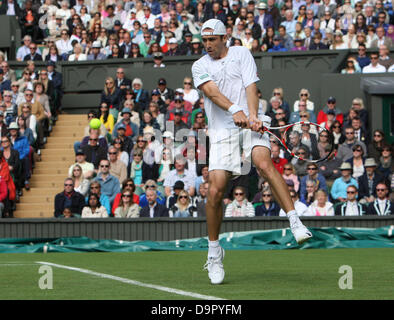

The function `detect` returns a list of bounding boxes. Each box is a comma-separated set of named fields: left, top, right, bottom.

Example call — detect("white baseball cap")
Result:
left=201, top=19, right=226, bottom=36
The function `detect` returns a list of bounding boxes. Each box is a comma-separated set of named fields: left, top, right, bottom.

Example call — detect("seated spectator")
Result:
left=254, top=186, right=281, bottom=216
left=139, top=180, right=166, bottom=208
left=17, top=103, right=37, bottom=143
left=300, top=163, right=328, bottom=203
left=101, top=77, right=123, bottom=119
left=293, top=88, right=314, bottom=112
left=2, top=90, right=17, bottom=125
left=282, top=163, right=300, bottom=192
left=169, top=190, right=197, bottom=218
left=301, top=179, right=319, bottom=206
left=166, top=95, right=192, bottom=126
left=358, top=158, right=387, bottom=204
left=182, top=76, right=199, bottom=105
left=132, top=78, right=150, bottom=111
left=1, top=137, right=20, bottom=199
left=224, top=186, right=255, bottom=217
left=309, top=32, right=329, bottom=50
left=195, top=165, right=209, bottom=196
left=368, top=130, right=387, bottom=162
left=330, top=162, right=359, bottom=203
left=337, top=128, right=367, bottom=162
left=271, top=144, right=288, bottom=174
left=87, top=181, right=111, bottom=215
left=377, top=145, right=393, bottom=179
left=341, top=57, right=361, bottom=74
left=114, top=190, right=140, bottom=218
left=366, top=182, right=393, bottom=215
left=362, top=52, right=386, bottom=73
left=195, top=182, right=208, bottom=217
left=157, top=146, right=174, bottom=187
left=57, top=207, right=77, bottom=219
left=346, top=144, right=366, bottom=179
left=68, top=148, right=95, bottom=180
left=87, top=41, right=107, bottom=60
left=319, top=109, right=336, bottom=131
left=81, top=131, right=108, bottom=170
left=54, top=178, right=85, bottom=217
left=164, top=155, right=196, bottom=197
left=139, top=189, right=169, bottom=217
left=108, top=145, right=127, bottom=184
left=289, top=100, right=317, bottom=124
left=113, top=124, right=135, bottom=159
left=330, top=120, right=345, bottom=150
left=351, top=116, right=369, bottom=146
left=68, top=42, right=87, bottom=61
left=111, top=137, right=130, bottom=168
left=82, top=193, right=108, bottom=218
left=335, top=185, right=367, bottom=216
left=0, top=174, right=7, bottom=217
left=113, top=108, right=139, bottom=140
left=280, top=189, right=308, bottom=216
left=8, top=122, right=31, bottom=190
left=317, top=146, right=342, bottom=183
left=130, top=148, right=144, bottom=190
left=112, top=178, right=140, bottom=215
left=166, top=180, right=185, bottom=209
left=317, top=96, right=344, bottom=125
left=17, top=115, right=35, bottom=147
left=297, top=121, right=320, bottom=160
left=139, top=110, right=161, bottom=135
left=94, top=159, right=120, bottom=205
left=286, top=131, right=309, bottom=163
left=292, top=146, right=310, bottom=177
left=98, top=102, right=115, bottom=135
left=70, top=164, right=90, bottom=197
left=306, top=189, right=334, bottom=216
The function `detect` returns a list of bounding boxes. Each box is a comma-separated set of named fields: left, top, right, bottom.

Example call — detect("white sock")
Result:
left=208, top=240, right=221, bottom=258
left=287, top=210, right=301, bottom=228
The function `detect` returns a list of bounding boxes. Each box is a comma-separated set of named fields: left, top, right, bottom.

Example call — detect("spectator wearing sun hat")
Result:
left=87, top=41, right=106, bottom=60
left=357, top=158, right=387, bottom=204
left=112, top=108, right=139, bottom=140
left=330, top=162, right=359, bottom=203
left=165, top=37, right=182, bottom=56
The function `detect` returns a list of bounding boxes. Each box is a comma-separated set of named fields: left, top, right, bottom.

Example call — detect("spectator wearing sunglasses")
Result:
left=169, top=190, right=197, bottom=218
left=299, top=163, right=328, bottom=204
left=139, top=180, right=166, bottom=208
left=254, top=186, right=281, bottom=216
left=366, top=182, right=393, bottom=215
left=224, top=186, right=255, bottom=217
left=334, top=185, right=367, bottom=216
left=93, top=159, right=120, bottom=205
left=114, top=190, right=140, bottom=218
left=81, top=131, right=108, bottom=170
left=54, top=178, right=85, bottom=217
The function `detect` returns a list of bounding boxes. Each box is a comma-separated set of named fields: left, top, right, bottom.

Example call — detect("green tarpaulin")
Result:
left=0, top=226, right=393, bottom=253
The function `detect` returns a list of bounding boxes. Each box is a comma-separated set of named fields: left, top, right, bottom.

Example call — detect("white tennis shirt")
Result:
left=192, top=46, right=260, bottom=140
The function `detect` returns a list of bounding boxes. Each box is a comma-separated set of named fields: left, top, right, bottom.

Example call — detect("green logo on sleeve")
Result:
left=200, top=74, right=209, bottom=80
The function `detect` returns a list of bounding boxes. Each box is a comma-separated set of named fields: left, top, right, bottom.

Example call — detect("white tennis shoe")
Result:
left=204, top=247, right=225, bottom=285
left=291, top=223, right=313, bottom=244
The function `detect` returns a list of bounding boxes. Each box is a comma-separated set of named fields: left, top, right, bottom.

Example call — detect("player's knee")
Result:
left=207, top=185, right=225, bottom=204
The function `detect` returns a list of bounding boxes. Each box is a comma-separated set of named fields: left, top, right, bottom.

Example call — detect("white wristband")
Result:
left=228, top=104, right=243, bottom=115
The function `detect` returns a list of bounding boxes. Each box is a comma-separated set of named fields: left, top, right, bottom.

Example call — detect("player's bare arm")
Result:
left=199, top=80, right=249, bottom=128
left=245, top=82, right=262, bottom=132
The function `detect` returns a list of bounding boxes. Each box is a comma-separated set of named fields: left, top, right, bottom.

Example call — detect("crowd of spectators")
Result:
left=0, top=0, right=393, bottom=218
left=53, top=69, right=393, bottom=219
left=0, top=0, right=393, bottom=72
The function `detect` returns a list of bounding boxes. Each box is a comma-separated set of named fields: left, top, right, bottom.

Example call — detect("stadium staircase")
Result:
left=13, top=114, right=86, bottom=218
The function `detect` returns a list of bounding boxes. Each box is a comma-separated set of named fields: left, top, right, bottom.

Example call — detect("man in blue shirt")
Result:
left=330, top=162, right=359, bottom=203
left=94, top=159, right=120, bottom=205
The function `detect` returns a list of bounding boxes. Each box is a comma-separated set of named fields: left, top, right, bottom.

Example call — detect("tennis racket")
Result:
left=260, top=121, right=335, bottom=163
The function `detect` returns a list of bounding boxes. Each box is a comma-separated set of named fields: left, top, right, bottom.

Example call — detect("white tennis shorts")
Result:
left=208, top=128, right=271, bottom=176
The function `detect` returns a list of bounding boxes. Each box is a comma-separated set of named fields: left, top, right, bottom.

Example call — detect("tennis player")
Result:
left=192, top=19, right=312, bottom=285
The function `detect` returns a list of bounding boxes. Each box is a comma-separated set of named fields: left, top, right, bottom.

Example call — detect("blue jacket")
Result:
left=268, top=45, right=288, bottom=52
left=94, top=173, right=120, bottom=204
left=300, top=173, right=328, bottom=204
left=331, top=177, right=359, bottom=201
left=255, top=202, right=281, bottom=216
left=12, top=135, right=30, bottom=159
left=139, top=190, right=166, bottom=208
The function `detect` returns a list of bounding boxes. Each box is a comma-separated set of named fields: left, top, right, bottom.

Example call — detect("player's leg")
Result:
left=206, top=169, right=231, bottom=241
left=251, top=145, right=312, bottom=244
left=204, top=169, right=230, bottom=285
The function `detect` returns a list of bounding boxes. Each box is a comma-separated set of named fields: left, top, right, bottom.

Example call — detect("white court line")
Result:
left=36, top=261, right=225, bottom=300
left=0, top=263, right=37, bottom=266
